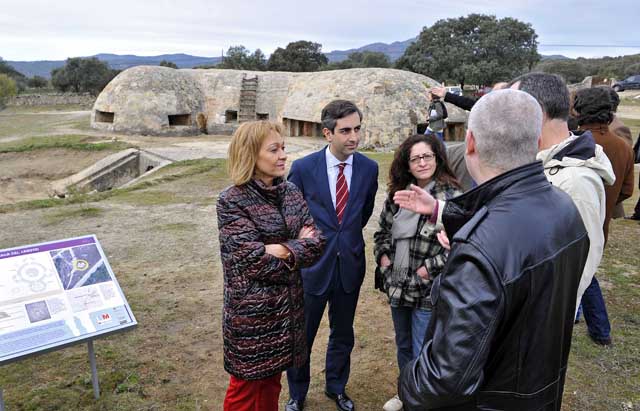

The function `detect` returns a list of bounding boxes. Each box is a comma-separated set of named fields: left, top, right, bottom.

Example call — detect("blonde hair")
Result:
left=227, top=121, right=284, bottom=185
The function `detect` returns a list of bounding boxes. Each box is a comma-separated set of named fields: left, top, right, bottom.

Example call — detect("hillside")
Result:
left=325, top=38, right=417, bottom=62
left=5, top=40, right=420, bottom=78
left=6, top=54, right=222, bottom=78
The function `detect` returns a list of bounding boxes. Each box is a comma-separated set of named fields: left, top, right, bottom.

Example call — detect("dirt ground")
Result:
left=0, top=106, right=638, bottom=410
left=0, top=149, right=122, bottom=204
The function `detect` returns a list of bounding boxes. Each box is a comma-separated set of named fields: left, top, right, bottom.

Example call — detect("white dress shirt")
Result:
left=325, top=146, right=353, bottom=209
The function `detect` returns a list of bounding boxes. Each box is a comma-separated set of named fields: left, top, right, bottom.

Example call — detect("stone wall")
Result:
left=7, top=93, right=96, bottom=107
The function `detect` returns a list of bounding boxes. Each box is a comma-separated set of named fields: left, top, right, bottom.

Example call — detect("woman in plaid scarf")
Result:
left=374, top=134, right=461, bottom=411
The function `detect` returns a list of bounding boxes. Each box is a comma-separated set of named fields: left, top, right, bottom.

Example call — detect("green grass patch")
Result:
left=0, top=110, right=92, bottom=139
left=2, top=104, right=90, bottom=113
left=362, top=151, right=393, bottom=189
left=111, top=191, right=189, bottom=206
left=562, top=169, right=640, bottom=409
left=59, top=117, right=93, bottom=131
left=43, top=206, right=103, bottom=226
left=0, top=134, right=132, bottom=153
left=0, top=158, right=225, bottom=214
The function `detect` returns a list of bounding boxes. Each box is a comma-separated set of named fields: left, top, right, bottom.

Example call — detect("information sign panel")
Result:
left=0, top=235, right=136, bottom=364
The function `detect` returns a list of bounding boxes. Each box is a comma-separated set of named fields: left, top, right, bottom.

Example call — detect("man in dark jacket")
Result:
left=393, top=89, right=590, bottom=410
left=430, top=86, right=477, bottom=111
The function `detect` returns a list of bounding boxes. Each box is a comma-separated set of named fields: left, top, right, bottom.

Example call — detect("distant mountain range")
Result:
left=5, top=39, right=569, bottom=78
left=6, top=53, right=223, bottom=78
left=325, top=38, right=417, bottom=62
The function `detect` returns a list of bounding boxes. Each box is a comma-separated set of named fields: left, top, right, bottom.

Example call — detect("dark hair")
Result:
left=387, top=134, right=460, bottom=200
left=567, top=115, right=579, bottom=131
left=574, top=87, right=613, bottom=126
left=321, top=100, right=363, bottom=133
left=509, top=73, right=570, bottom=121
left=601, top=86, right=620, bottom=112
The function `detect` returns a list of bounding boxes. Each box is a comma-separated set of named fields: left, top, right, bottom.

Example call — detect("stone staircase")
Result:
left=238, top=76, right=258, bottom=123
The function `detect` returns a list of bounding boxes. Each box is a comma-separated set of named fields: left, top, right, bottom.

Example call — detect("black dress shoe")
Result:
left=325, top=390, right=355, bottom=411
left=285, top=398, right=305, bottom=411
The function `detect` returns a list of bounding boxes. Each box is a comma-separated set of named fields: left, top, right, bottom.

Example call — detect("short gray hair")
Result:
left=468, top=89, right=542, bottom=172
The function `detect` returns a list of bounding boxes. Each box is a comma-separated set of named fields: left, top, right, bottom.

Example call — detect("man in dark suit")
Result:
left=286, top=100, right=378, bottom=411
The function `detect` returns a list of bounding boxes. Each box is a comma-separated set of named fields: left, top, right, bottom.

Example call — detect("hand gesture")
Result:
left=437, top=230, right=450, bottom=250
left=430, top=86, right=446, bottom=99
left=380, top=254, right=391, bottom=268
left=393, top=184, right=436, bottom=215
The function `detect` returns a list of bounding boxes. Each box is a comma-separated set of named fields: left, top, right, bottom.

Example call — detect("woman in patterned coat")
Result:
left=217, top=121, right=325, bottom=411
left=373, top=134, right=461, bottom=411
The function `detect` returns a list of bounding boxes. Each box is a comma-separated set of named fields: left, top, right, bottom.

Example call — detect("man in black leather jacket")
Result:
left=393, top=89, right=590, bottom=411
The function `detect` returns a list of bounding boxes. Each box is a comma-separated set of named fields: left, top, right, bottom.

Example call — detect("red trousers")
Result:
left=223, top=372, right=281, bottom=411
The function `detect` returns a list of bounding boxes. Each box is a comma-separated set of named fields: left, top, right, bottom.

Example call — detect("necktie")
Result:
left=336, top=163, right=349, bottom=224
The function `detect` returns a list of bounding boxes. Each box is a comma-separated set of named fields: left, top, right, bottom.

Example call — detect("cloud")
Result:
left=1, top=0, right=638, bottom=60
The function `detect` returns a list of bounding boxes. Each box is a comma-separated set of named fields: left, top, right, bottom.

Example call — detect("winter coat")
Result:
left=537, top=131, right=615, bottom=314
left=216, top=178, right=325, bottom=380
left=399, top=162, right=590, bottom=411
left=582, top=123, right=635, bottom=242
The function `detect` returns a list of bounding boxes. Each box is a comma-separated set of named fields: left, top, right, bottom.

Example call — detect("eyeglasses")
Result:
left=409, top=153, right=436, bottom=164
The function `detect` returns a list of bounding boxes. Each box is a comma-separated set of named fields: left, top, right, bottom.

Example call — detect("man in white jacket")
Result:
left=510, top=73, right=615, bottom=327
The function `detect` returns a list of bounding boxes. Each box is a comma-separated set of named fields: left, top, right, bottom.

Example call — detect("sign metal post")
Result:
left=88, top=340, right=100, bottom=399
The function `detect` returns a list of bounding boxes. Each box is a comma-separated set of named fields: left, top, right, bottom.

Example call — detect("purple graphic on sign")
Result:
left=0, top=237, right=95, bottom=260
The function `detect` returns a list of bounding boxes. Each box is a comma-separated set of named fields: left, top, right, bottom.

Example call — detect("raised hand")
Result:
left=393, top=184, right=436, bottom=215
left=430, top=86, right=447, bottom=99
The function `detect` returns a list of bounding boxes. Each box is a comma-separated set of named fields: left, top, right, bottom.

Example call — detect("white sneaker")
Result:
left=383, top=394, right=403, bottom=411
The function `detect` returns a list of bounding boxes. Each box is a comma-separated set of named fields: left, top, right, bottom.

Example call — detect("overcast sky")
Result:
left=1, top=0, right=639, bottom=61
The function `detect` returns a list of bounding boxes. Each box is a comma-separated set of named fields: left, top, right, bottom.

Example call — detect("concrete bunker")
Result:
left=50, top=149, right=172, bottom=197
left=169, top=114, right=191, bottom=126
left=95, top=110, right=114, bottom=123
left=283, top=118, right=323, bottom=137
left=92, top=67, right=468, bottom=147
left=225, top=110, right=238, bottom=123
left=91, top=66, right=206, bottom=136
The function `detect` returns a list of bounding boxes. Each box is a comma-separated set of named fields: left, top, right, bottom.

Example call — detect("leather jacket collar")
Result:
left=443, top=161, right=548, bottom=237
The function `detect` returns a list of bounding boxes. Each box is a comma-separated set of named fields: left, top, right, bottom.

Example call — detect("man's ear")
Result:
left=323, top=127, right=333, bottom=141
left=465, top=129, right=476, bottom=156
